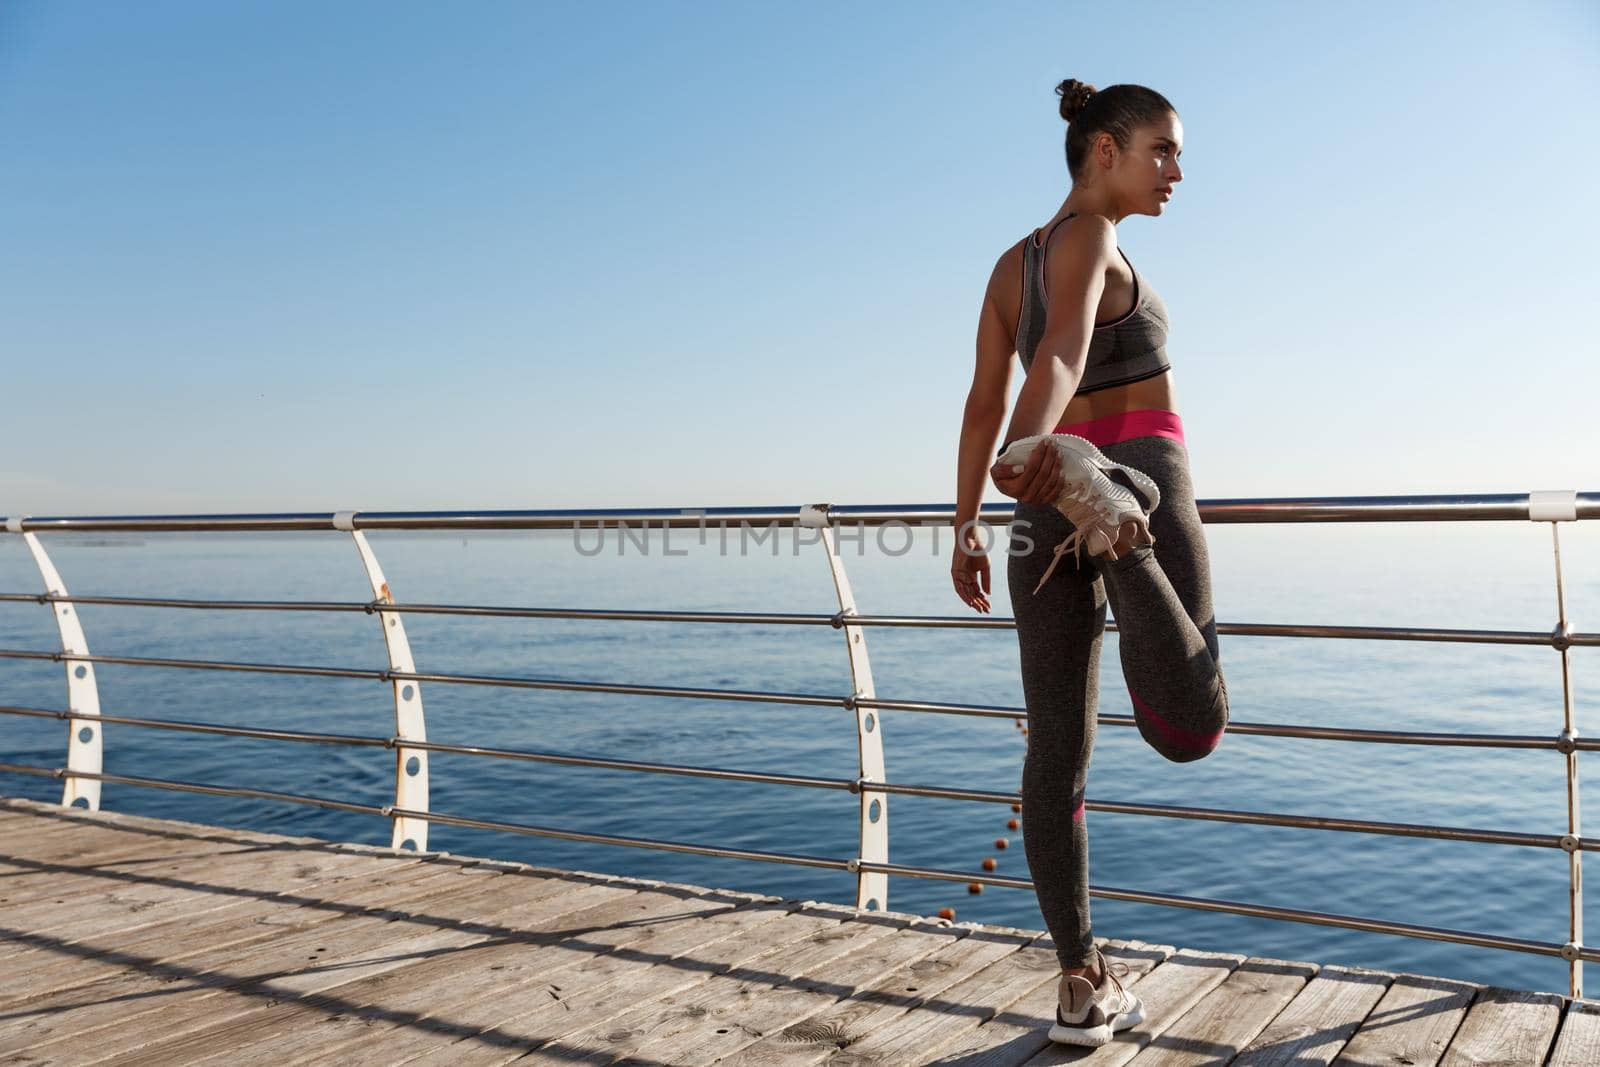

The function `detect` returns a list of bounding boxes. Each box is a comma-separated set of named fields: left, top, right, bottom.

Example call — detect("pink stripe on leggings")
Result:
left=1128, top=687, right=1223, bottom=755
left=1054, top=408, right=1185, bottom=447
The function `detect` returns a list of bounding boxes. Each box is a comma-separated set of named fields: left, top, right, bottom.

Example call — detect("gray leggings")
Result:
left=1005, top=434, right=1229, bottom=967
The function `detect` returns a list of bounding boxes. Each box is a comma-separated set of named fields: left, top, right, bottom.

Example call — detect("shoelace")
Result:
left=1031, top=530, right=1086, bottom=596
left=1064, top=949, right=1133, bottom=1016
left=1031, top=488, right=1148, bottom=596
left=1097, top=952, right=1133, bottom=1007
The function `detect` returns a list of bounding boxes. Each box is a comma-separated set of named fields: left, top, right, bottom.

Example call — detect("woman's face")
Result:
left=1114, top=113, right=1184, bottom=217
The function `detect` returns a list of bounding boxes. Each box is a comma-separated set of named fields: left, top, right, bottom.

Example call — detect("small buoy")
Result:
left=1020, top=727, right=1029, bottom=736
left=995, top=837, right=1009, bottom=850
left=1007, top=818, right=1020, bottom=831
left=967, top=882, right=982, bottom=894
left=981, top=857, right=997, bottom=871
left=1014, top=717, right=1025, bottom=728
left=938, top=907, right=956, bottom=921
left=1012, top=803, right=1022, bottom=813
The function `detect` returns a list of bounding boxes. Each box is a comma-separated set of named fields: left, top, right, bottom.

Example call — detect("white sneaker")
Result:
left=1048, top=947, right=1145, bottom=1047
left=998, top=434, right=1160, bottom=594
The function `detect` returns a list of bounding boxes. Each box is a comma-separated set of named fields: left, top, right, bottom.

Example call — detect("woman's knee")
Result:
left=1132, top=684, right=1227, bottom=763
left=1152, top=734, right=1223, bottom=763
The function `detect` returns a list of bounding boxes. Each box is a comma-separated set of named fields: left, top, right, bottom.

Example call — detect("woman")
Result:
left=950, top=79, right=1230, bottom=1048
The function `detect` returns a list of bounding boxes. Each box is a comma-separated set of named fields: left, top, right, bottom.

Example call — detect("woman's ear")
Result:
left=1093, top=131, right=1117, bottom=170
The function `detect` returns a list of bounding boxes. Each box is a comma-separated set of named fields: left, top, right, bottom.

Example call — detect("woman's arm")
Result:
left=998, top=215, right=1116, bottom=449
left=954, top=271, right=1014, bottom=536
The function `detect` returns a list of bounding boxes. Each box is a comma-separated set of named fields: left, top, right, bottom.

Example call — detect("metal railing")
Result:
left=0, top=490, right=1593, bottom=995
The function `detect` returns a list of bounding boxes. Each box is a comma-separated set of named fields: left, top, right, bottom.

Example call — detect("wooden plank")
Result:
left=101, top=875, right=651, bottom=1066
left=777, top=928, right=1058, bottom=1065
left=293, top=888, right=808, bottom=1067
left=0, top=826, right=260, bottom=894
left=1023, top=947, right=1244, bottom=1066
left=1548, top=999, right=1600, bottom=1066
left=0, top=806, right=314, bottom=857
left=0, top=798, right=329, bottom=847
left=1228, top=965, right=1393, bottom=1067
left=1436, top=985, right=1564, bottom=1067
left=0, top=855, right=477, bottom=991
left=0, top=837, right=424, bottom=935
left=117, top=882, right=792, bottom=1066
left=11, top=867, right=595, bottom=1065
left=915, top=938, right=1171, bottom=1067
left=423, top=904, right=858, bottom=1066
left=615, top=916, right=964, bottom=1065
left=1115, top=957, right=1316, bottom=1067
left=0, top=847, right=262, bottom=916
left=0, top=809, right=409, bottom=910
left=1330, top=973, right=1479, bottom=1067
left=518, top=904, right=908, bottom=1064
left=0, top=863, right=517, bottom=1057
left=0, top=851, right=460, bottom=1001
left=0, top=807, right=60, bottom=835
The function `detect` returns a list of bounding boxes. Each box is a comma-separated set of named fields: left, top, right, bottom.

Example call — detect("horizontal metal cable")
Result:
left=0, top=710, right=857, bottom=791
left=4, top=592, right=1593, bottom=650
left=0, top=652, right=1583, bottom=752
left=865, top=781, right=1581, bottom=850
left=851, top=614, right=1595, bottom=648
left=0, top=592, right=840, bottom=628
left=0, top=723, right=1583, bottom=851
left=0, top=705, right=390, bottom=748
left=4, top=492, right=1597, bottom=532
left=386, top=806, right=853, bottom=872
left=854, top=860, right=1600, bottom=963
left=0, top=647, right=386, bottom=681
left=0, top=593, right=376, bottom=613
left=0, top=766, right=848, bottom=871
left=0, top=649, right=844, bottom=708
left=857, top=697, right=1587, bottom=750
left=0, top=764, right=384, bottom=816
left=392, top=738, right=857, bottom=791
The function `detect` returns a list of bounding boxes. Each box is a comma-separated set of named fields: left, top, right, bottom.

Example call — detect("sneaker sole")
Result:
left=1049, top=433, right=1161, bottom=516
left=1048, top=998, right=1145, bottom=1047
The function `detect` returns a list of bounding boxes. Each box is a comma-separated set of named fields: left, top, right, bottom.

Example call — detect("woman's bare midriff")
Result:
left=1058, top=371, right=1178, bottom=426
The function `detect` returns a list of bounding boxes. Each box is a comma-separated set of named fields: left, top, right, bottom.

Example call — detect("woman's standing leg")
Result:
left=1007, top=500, right=1107, bottom=968
left=1092, top=435, right=1229, bottom=762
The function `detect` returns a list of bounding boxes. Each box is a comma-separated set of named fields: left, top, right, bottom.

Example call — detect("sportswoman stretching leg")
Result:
left=950, top=79, right=1229, bottom=1048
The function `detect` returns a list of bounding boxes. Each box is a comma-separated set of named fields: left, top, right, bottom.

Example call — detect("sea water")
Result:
left=0, top=515, right=1596, bottom=996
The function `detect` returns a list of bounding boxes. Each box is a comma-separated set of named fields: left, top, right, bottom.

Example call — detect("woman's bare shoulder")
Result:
left=1050, top=213, right=1117, bottom=253
left=985, top=234, right=1029, bottom=304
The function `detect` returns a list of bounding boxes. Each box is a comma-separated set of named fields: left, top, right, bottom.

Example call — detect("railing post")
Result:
left=1532, top=491, right=1582, bottom=999
left=801, top=505, right=888, bottom=911
left=6, top=522, right=104, bottom=810
left=334, top=512, right=430, bottom=851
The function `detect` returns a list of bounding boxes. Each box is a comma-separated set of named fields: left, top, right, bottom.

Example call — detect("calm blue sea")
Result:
left=1, top=516, right=1597, bottom=997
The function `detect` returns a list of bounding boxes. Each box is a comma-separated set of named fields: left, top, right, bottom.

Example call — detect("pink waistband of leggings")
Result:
left=1053, top=408, right=1185, bottom=447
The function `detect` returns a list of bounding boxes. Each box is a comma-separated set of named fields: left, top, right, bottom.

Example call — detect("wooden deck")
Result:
left=0, top=797, right=1596, bottom=1066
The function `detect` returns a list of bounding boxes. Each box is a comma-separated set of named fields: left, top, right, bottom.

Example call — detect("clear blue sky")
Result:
left=2, top=0, right=1596, bottom=515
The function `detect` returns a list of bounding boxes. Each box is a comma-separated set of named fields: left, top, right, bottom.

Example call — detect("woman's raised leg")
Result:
left=1092, top=435, right=1228, bottom=762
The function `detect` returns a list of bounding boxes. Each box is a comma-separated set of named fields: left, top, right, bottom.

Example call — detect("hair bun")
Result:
left=1055, top=79, right=1097, bottom=123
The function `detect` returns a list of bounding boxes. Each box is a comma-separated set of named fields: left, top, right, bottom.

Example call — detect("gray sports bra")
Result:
left=1015, top=213, right=1171, bottom=393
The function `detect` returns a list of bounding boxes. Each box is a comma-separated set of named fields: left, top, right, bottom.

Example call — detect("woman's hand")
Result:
left=950, top=525, right=992, bottom=613
left=990, top=440, right=1065, bottom=507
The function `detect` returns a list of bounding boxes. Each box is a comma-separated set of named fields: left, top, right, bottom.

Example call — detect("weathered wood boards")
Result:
left=2, top=796, right=1598, bottom=1067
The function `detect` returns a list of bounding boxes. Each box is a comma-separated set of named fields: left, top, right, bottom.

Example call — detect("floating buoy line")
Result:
left=937, top=714, right=1028, bottom=922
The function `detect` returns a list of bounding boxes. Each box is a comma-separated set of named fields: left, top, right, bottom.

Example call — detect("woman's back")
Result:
left=997, top=216, right=1178, bottom=422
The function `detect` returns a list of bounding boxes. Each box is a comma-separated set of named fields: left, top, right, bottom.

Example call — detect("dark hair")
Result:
left=1056, top=79, right=1176, bottom=182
